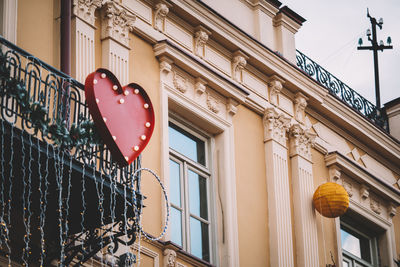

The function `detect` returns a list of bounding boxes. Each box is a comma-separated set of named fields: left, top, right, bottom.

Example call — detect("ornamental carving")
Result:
left=389, top=203, right=397, bottom=218
left=173, top=71, right=187, bottom=93
left=294, top=92, right=308, bottom=123
left=206, top=93, right=220, bottom=114
left=289, top=123, right=316, bottom=160
left=263, top=107, right=291, bottom=146
left=328, top=166, right=341, bottom=182
left=195, top=77, right=207, bottom=96
left=360, top=184, right=369, bottom=200
left=269, top=79, right=283, bottom=106
left=72, top=0, right=102, bottom=26
left=163, top=249, right=177, bottom=267
left=194, top=27, right=210, bottom=57
left=342, top=180, right=353, bottom=197
left=232, top=52, right=247, bottom=82
left=101, top=1, right=136, bottom=47
left=154, top=2, right=169, bottom=31
left=370, top=197, right=382, bottom=214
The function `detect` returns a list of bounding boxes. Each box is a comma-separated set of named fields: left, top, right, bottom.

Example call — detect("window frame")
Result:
left=168, top=117, right=214, bottom=262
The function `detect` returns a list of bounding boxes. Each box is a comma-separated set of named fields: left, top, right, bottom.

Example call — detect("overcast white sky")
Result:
left=283, top=0, right=400, bottom=106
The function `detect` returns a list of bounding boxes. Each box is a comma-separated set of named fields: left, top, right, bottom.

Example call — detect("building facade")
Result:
left=1, top=0, right=400, bottom=266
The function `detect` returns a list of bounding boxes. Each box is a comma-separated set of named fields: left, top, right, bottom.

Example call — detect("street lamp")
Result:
left=357, top=8, right=393, bottom=109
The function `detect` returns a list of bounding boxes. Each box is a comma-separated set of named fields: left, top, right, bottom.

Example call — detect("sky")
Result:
left=282, top=0, right=400, bottom=106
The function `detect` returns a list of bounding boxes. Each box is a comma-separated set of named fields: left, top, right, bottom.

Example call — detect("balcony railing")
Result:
left=296, top=50, right=388, bottom=131
left=0, top=35, right=140, bottom=186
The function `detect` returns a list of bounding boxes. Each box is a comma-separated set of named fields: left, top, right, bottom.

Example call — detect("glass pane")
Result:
left=342, top=261, right=349, bottom=267
left=190, top=217, right=210, bottom=262
left=170, top=207, right=183, bottom=247
left=169, top=123, right=205, bottom=165
left=341, top=228, right=371, bottom=262
left=169, top=159, right=181, bottom=207
left=188, top=170, right=208, bottom=220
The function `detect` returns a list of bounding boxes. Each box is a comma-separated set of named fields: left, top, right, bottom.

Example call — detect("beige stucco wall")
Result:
left=17, top=0, right=59, bottom=67
left=233, top=105, right=269, bottom=266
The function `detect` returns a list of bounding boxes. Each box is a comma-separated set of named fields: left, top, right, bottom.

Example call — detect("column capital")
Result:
left=289, top=123, right=316, bottom=160
left=101, top=1, right=136, bottom=48
left=72, top=0, right=102, bottom=26
left=263, top=107, right=290, bottom=146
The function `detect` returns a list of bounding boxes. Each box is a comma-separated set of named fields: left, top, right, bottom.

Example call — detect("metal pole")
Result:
left=60, top=0, right=71, bottom=75
left=370, top=18, right=381, bottom=108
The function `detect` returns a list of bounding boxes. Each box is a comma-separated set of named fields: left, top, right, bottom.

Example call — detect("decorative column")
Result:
left=100, top=1, right=135, bottom=85
left=193, top=26, right=211, bottom=58
left=289, top=123, right=319, bottom=267
left=231, top=51, right=248, bottom=83
left=263, top=107, right=294, bottom=267
left=72, top=0, right=102, bottom=82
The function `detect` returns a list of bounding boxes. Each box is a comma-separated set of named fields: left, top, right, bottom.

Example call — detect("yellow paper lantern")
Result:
left=313, top=182, right=349, bottom=218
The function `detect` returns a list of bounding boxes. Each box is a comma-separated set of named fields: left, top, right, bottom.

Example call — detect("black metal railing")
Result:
left=0, top=35, right=139, bottom=186
left=296, top=49, right=388, bottom=131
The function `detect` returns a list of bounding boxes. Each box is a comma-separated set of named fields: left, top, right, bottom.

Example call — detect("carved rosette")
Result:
left=232, top=51, right=248, bottom=83
left=72, top=0, right=102, bottom=26
left=154, top=2, right=169, bottom=31
left=269, top=79, right=283, bottom=106
left=194, top=26, right=210, bottom=57
left=289, top=123, right=316, bottom=161
left=263, top=107, right=291, bottom=146
left=206, top=93, right=220, bottom=114
left=163, top=249, right=177, bottom=267
left=173, top=71, right=187, bottom=93
left=101, top=1, right=136, bottom=47
left=294, top=92, right=308, bottom=123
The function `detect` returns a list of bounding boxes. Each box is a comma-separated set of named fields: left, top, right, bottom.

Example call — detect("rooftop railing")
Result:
left=296, top=49, right=388, bottom=131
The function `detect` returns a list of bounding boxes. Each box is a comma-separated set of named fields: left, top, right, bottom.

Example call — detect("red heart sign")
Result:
left=84, top=69, right=155, bottom=167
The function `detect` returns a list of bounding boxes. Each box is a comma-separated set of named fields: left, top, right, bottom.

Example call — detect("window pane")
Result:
left=188, top=170, right=208, bottom=220
left=169, top=159, right=181, bottom=207
left=190, top=217, right=210, bottom=262
left=169, top=123, right=205, bottom=165
left=170, top=207, right=183, bottom=247
left=342, top=261, right=349, bottom=267
left=341, top=228, right=371, bottom=262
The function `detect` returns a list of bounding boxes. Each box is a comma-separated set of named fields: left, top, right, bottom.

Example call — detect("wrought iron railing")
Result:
left=0, top=35, right=140, bottom=186
left=296, top=50, right=388, bottom=131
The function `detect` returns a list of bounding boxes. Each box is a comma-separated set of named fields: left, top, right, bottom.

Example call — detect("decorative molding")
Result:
left=294, top=92, right=308, bottom=123
left=289, top=123, right=316, bottom=161
left=195, top=77, right=207, bottom=96
left=163, top=249, right=177, bottom=267
left=173, top=71, right=188, bottom=93
left=132, top=243, right=160, bottom=267
left=360, top=184, right=369, bottom=200
left=232, top=50, right=248, bottom=83
left=328, top=165, right=341, bottom=182
left=388, top=202, right=397, bottom=218
left=206, top=92, right=220, bottom=114
left=370, top=197, right=382, bottom=214
left=101, top=1, right=136, bottom=48
left=263, top=107, right=290, bottom=146
left=268, top=75, right=285, bottom=106
left=154, top=1, right=170, bottom=31
left=194, top=26, right=211, bottom=58
left=72, top=0, right=102, bottom=26
left=159, top=56, right=173, bottom=74
left=227, top=98, right=239, bottom=116
left=342, top=180, right=353, bottom=197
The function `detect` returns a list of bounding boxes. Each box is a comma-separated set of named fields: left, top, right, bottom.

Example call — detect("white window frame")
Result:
left=168, top=117, right=214, bottom=262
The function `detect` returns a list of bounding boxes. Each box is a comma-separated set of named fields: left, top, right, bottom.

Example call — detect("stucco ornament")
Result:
left=232, top=55, right=247, bottom=82
left=101, top=1, right=136, bottom=47
left=269, top=79, right=282, bottom=106
left=154, top=3, right=169, bottom=31
left=173, top=71, right=187, bottom=93
left=206, top=93, right=220, bottom=114
left=342, top=180, right=353, bottom=197
left=72, top=0, right=102, bottom=26
left=294, top=93, right=308, bottom=122
left=289, top=123, right=316, bottom=161
left=163, top=249, right=177, bottom=267
left=263, top=107, right=291, bottom=146
left=370, top=197, right=382, bottom=214
left=194, top=29, right=209, bottom=57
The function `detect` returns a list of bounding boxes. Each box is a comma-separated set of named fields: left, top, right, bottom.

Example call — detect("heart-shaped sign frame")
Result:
left=85, top=68, right=155, bottom=167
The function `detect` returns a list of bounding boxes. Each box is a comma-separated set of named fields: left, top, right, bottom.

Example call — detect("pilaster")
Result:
left=263, top=107, right=294, bottom=267
left=289, top=123, right=319, bottom=267
left=100, top=1, right=135, bottom=85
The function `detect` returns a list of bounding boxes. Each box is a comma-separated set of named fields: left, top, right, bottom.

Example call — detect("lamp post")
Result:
left=357, top=9, right=392, bottom=109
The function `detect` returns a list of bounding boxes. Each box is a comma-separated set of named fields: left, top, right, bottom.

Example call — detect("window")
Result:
left=340, top=221, right=379, bottom=267
left=168, top=121, right=212, bottom=262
